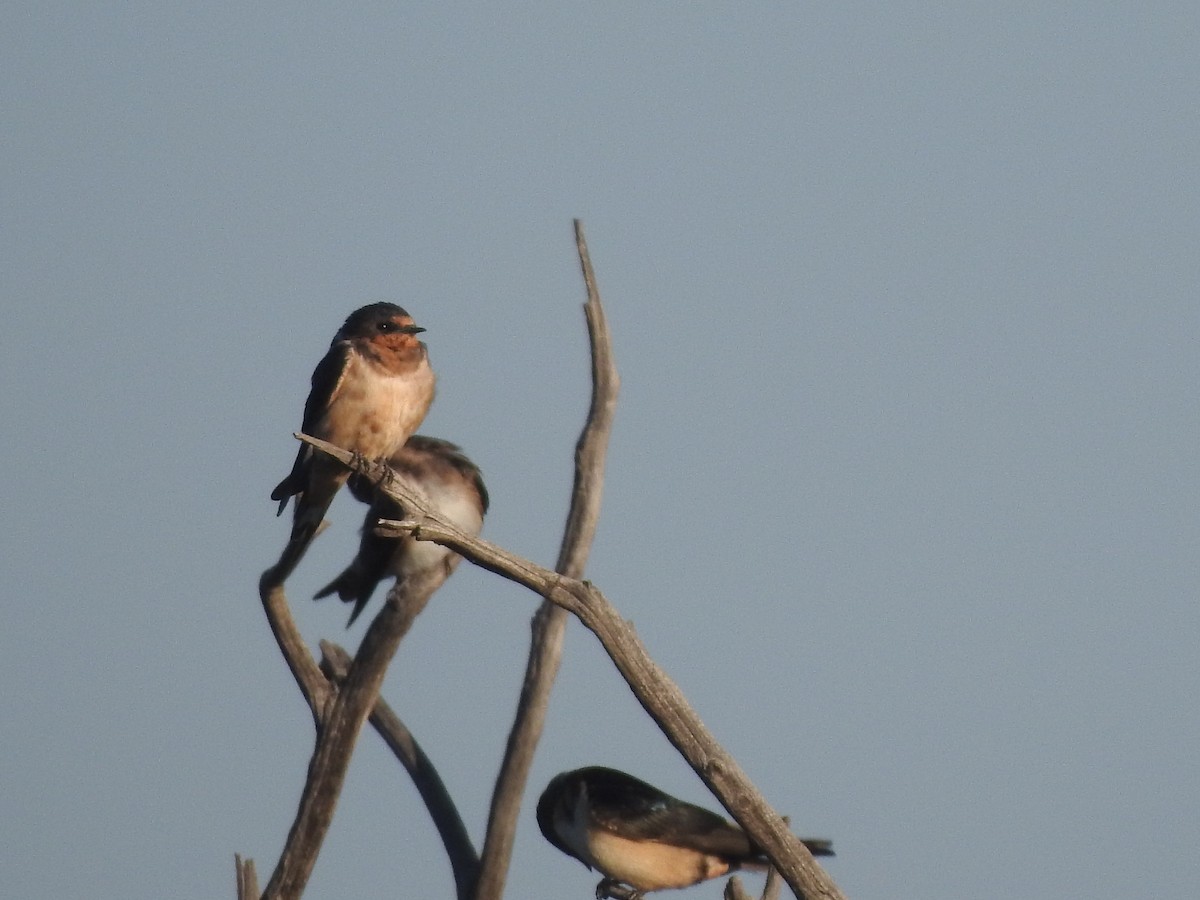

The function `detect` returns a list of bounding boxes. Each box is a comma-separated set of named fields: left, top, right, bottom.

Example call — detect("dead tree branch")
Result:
left=725, top=877, right=754, bottom=900
left=300, top=432, right=847, bottom=900
left=235, top=854, right=259, bottom=900
left=244, top=229, right=615, bottom=900
left=258, top=567, right=334, bottom=730
left=471, top=220, right=619, bottom=900
left=245, top=223, right=841, bottom=900
left=320, top=643, right=479, bottom=899
left=763, top=863, right=786, bottom=900
left=256, top=559, right=458, bottom=899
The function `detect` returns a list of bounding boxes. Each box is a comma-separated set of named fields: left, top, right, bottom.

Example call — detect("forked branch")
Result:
left=243, top=222, right=843, bottom=900
left=471, top=219, right=619, bottom=900
left=300, top=433, right=847, bottom=900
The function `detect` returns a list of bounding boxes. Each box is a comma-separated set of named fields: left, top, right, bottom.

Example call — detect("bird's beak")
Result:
left=402, top=325, right=426, bottom=335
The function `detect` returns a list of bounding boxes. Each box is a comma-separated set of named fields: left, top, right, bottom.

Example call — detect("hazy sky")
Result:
left=3, top=3, right=1198, bottom=899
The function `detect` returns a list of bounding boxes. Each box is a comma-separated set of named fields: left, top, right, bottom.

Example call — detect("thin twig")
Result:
left=471, top=220, right=620, bottom=900
left=763, top=863, right=785, bottom=900
left=321, top=642, right=480, bottom=900
left=252, top=545, right=478, bottom=899
left=259, top=569, right=451, bottom=899
left=258, top=566, right=333, bottom=730
left=301, top=434, right=847, bottom=900
left=725, top=876, right=754, bottom=900
left=235, top=854, right=260, bottom=900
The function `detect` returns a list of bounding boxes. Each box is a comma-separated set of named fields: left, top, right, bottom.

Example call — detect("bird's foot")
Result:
left=595, top=879, right=643, bottom=900
left=349, top=450, right=371, bottom=476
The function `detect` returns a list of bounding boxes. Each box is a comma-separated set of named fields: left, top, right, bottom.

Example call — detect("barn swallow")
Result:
left=271, top=302, right=436, bottom=556
left=537, top=767, right=833, bottom=898
left=314, top=435, right=489, bottom=626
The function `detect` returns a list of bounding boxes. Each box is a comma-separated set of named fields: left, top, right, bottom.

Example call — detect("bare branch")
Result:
left=249, top=228, right=835, bottom=900
left=558, top=219, right=619, bottom=578
left=725, top=876, right=755, bottom=900
left=298, top=433, right=846, bottom=900
left=260, top=568, right=451, bottom=899
left=763, top=863, right=785, bottom=900
left=760, top=816, right=789, bottom=900
left=235, top=854, right=259, bottom=900
left=722, top=860, right=784, bottom=900
left=258, top=567, right=334, bottom=730
left=321, top=642, right=480, bottom=900
left=471, top=219, right=620, bottom=900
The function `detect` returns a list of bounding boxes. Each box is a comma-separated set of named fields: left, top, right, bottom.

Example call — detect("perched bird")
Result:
left=537, top=767, right=833, bottom=898
left=315, top=435, right=488, bottom=627
left=271, top=302, right=436, bottom=556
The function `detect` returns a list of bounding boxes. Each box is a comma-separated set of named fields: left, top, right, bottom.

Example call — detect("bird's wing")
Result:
left=271, top=341, right=352, bottom=508
left=300, top=340, right=353, bottom=434
left=402, top=435, right=490, bottom=514
left=584, top=770, right=755, bottom=860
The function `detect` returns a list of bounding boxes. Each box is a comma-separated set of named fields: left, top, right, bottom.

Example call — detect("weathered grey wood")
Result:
left=472, top=219, right=620, bottom=900
left=318, top=435, right=845, bottom=900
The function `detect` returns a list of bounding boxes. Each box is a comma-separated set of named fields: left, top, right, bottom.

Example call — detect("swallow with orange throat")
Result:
left=314, top=435, right=488, bottom=626
left=271, top=302, right=435, bottom=559
left=537, top=767, right=833, bottom=899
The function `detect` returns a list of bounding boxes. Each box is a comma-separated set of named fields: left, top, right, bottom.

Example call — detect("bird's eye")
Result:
left=377, top=321, right=396, bottom=333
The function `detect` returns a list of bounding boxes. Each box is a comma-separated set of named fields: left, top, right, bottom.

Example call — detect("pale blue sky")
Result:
left=3, top=3, right=1198, bottom=899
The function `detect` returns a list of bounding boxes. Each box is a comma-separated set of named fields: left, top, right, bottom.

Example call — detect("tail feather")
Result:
left=344, top=594, right=372, bottom=628
left=287, top=499, right=329, bottom=549
left=286, top=460, right=346, bottom=542
left=271, top=474, right=299, bottom=516
left=271, top=445, right=309, bottom=516
left=799, top=838, right=835, bottom=857
left=313, top=567, right=375, bottom=629
left=271, top=465, right=346, bottom=573
left=746, top=837, right=835, bottom=868
left=313, top=574, right=351, bottom=601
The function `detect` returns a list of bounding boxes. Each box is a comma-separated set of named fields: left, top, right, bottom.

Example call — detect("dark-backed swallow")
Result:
left=314, top=435, right=488, bottom=626
left=271, top=302, right=436, bottom=555
left=537, top=767, right=833, bottom=898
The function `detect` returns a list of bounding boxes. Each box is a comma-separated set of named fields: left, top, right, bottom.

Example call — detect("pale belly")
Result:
left=318, top=357, right=435, bottom=460
left=388, top=488, right=483, bottom=578
left=584, top=830, right=730, bottom=892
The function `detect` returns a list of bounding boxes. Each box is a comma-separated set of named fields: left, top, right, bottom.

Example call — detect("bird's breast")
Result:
left=318, top=354, right=435, bottom=459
